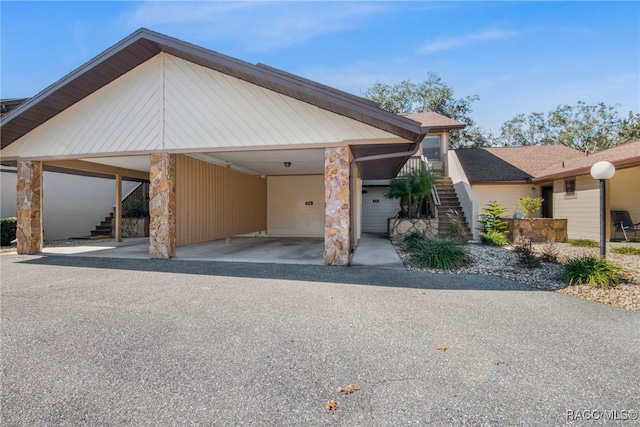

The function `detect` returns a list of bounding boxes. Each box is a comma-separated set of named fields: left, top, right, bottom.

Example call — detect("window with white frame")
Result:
left=422, top=135, right=441, bottom=161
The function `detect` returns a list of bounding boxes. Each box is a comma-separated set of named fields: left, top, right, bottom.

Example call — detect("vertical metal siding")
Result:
left=175, top=154, right=267, bottom=246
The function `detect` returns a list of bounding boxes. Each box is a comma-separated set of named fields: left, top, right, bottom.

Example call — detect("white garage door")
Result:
left=361, top=187, right=399, bottom=233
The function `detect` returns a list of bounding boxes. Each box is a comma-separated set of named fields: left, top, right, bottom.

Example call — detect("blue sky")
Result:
left=1, top=1, right=638, bottom=135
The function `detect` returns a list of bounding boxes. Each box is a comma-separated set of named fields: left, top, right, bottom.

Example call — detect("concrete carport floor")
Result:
left=40, top=233, right=405, bottom=268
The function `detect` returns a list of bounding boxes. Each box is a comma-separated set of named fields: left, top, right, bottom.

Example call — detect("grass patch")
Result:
left=611, top=246, right=640, bottom=256
left=570, top=239, right=599, bottom=248
left=402, top=233, right=468, bottom=270
left=565, top=255, right=624, bottom=287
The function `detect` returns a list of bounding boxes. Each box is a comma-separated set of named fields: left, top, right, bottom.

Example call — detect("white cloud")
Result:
left=118, top=1, right=389, bottom=52
left=418, top=28, right=519, bottom=54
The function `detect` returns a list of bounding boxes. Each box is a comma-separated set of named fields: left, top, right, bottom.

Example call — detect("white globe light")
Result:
left=590, top=161, right=616, bottom=180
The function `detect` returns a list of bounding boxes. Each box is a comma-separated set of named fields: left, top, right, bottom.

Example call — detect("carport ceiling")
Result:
left=79, top=144, right=414, bottom=179
left=82, top=144, right=411, bottom=179
left=81, top=149, right=326, bottom=176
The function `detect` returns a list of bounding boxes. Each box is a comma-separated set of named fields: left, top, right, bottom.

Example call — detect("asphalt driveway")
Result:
left=1, top=254, right=638, bottom=426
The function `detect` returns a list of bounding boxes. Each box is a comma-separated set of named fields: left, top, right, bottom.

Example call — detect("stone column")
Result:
left=16, top=161, right=43, bottom=254
left=149, top=153, right=176, bottom=259
left=324, top=146, right=352, bottom=266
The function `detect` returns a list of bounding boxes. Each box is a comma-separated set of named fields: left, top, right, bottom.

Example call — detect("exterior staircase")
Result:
left=90, top=210, right=114, bottom=239
left=435, top=177, right=472, bottom=240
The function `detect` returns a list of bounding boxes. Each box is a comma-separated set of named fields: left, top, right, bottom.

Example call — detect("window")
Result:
left=565, top=179, right=576, bottom=197
left=422, top=135, right=441, bottom=161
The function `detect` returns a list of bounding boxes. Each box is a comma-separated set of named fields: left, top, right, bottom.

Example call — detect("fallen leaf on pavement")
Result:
left=288, top=337, right=295, bottom=344
left=418, top=291, right=426, bottom=295
left=493, top=359, right=508, bottom=365
left=437, top=346, right=448, bottom=352
left=348, top=323, right=357, bottom=328
left=338, top=384, right=360, bottom=395
left=325, top=400, right=340, bottom=414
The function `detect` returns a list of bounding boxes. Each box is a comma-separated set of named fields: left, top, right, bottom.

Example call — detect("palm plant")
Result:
left=384, top=167, right=436, bottom=218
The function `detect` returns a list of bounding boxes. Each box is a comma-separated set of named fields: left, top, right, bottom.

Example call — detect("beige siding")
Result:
left=1, top=55, right=163, bottom=158
left=176, top=154, right=266, bottom=246
left=267, top=175, right=324, bottom=237
left=610, top=166, right=640, bottom=229
left=163, top=54, right=401, bottom=150
left=553, top=175, right=600, bottom=241
left=472, top=183, right=539, bottom=218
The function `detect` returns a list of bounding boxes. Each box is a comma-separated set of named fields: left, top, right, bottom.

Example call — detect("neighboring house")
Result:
left=361, top=112, right=465, bottom=233
left=449, top=142, right=640, bottom=241
left=0, top=28, right=433, bottom=265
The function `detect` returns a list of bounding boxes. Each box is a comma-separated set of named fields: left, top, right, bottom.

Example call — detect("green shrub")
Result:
left=401, top=232, right=427, bottom=252
left=481, top=230, right=509, bottom=247
left=611, top=246, right=640, bottom=256
left=519, top=197, right=543, bottom=219
left=122, top=198, right=149, bottom=218
left=570, top=239, right=599, bottom=248
left=565, top=256, right=624, bottom=287
left=408, top=237, right=469, bottom=270
left=480, top=200, right=509, bottom=235
left=1, top=217, right=17, bottom=246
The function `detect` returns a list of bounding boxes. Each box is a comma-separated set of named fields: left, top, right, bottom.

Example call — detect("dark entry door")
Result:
left=541, top=186, right=553, bottom=218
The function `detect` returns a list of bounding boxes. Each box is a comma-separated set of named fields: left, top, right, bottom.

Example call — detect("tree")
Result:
left=618, top=111, right=640, bottom=143
left=362, top=73, right=490, bottom=148
left=384, top=168, right=436, bottom=218
left=497, top=102, right=639, bottom=153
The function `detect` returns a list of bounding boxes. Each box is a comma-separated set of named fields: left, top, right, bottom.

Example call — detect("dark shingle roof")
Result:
left=533, top=140, right=640, bottom=181
left=455, top=145, right=584, bottom=183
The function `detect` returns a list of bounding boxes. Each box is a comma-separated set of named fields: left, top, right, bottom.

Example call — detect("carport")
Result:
left=1, top=29, right=428, bottom=265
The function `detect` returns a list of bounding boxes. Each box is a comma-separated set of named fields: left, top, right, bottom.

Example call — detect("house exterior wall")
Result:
left=1, top=169, right=138, bottom=241
left=472, top=183, right=538, bottom=218
left=267, top=175, right=324, bottom=237
left=609, top=166, right=640, bottom=228
left=162, top=54, right=401, bottom=150
left=175, top=154, right=267, bottom=246
left=553, top=175, right=600, bottom=241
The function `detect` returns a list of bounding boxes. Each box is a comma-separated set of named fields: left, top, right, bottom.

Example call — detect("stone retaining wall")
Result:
left=388, top=218, right=439, bottom=241
left=506, top=218, right=568, bottom=243
left=121, top=218, right=149, bottom=238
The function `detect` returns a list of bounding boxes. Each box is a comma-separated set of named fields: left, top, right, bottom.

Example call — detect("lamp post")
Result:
left=590, top=161, right=615, bottom=258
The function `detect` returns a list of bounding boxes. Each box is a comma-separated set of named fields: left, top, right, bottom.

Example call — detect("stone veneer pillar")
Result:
left=149, top=153, right=176, bottom=259
left=324, top=146, right=352, bottom=266
left=16, top=161, right=43, bottom=254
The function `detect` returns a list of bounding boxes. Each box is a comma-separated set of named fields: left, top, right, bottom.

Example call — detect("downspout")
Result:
left=348, top=128, right=428, bottom=261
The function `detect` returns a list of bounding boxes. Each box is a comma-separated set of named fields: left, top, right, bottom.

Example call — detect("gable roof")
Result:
left=533, top=140, right=640, bottom=182
left=404, top=112, right=466, bottom=131
left=455, top=145, right=584, bottom=183
left=1, top=28, right=426, bottom=150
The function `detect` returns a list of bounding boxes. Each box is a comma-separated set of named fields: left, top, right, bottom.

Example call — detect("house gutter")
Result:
left=348, top=128, right=428, bottom=260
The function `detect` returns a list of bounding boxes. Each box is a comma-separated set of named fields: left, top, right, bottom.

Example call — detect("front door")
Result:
left=541, top=186, right=553, bottom=218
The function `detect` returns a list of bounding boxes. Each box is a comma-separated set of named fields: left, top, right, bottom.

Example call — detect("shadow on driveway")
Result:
left=15, top=254, right=538, bottom=292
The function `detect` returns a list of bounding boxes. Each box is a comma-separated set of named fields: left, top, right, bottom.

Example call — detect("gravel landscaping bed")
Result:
left=394, top=240, right=640, bottom=312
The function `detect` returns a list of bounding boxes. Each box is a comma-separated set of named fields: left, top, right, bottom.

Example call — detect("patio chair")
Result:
left=611, top=210, right=640, bottom=241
